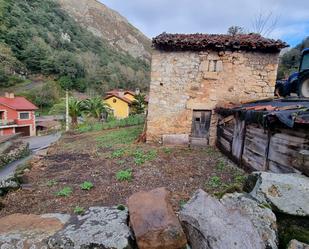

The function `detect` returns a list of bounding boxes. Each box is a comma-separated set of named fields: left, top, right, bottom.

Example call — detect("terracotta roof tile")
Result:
left=153, top=33, right=288, bottom=53
left=0, top=97, right=38, bottom=110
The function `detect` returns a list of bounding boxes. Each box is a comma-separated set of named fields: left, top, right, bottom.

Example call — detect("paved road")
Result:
left=0, top=133, right=61, bottom=182
left=23, top=132, right=61, bottom=151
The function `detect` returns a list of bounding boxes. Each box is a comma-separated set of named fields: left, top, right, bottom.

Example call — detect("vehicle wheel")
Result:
left=298, top=78, right=309, bottom=98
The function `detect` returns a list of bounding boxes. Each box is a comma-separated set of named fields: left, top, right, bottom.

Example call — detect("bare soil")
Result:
left=0, top=125, right=246, bottom=217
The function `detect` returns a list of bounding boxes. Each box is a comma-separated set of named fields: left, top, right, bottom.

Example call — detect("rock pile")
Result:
left=0, top=173, right=308, bottom=249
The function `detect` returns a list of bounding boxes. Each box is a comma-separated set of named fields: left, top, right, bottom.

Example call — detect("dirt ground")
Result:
left=0, top=125, right=247, bottom=217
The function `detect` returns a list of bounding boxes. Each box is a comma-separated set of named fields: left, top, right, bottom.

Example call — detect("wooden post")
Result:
left=65, top=89, right=69, bottom=132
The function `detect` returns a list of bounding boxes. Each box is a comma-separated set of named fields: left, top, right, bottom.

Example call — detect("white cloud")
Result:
left=100, top=0, right=309, bottom=45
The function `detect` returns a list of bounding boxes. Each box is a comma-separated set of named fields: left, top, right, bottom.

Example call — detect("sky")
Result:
left=100, top=0, right=309, bottom=47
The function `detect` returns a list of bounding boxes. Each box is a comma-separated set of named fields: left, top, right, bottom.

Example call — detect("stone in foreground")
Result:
left=48, top=207, right=133, bottom=249
left=287, top=240, right=309, bottom=249
left=248, top=172, right=309, bottom=216
left=0, top=213, right=70, bottom=248
left=180, top=189, right=264, bottom=249
left=128, top=187, right=187, bottom=249
left=221, top=192, right=278, bottom=249
left=0, top=207, right=132, bottom=249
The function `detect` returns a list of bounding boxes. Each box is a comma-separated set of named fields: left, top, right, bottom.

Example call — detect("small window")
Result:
left=19, top=112, right=30, bottom=120
left=113, top=99, right=117, bottom=103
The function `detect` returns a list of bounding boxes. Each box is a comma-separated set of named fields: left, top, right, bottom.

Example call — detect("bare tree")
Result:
left=227, top=26, right=246, bottom=36
left=251, top=11, right=278, bottom=37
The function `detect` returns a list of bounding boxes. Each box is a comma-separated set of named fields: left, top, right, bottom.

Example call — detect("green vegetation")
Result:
left=162, top=147, right=172, bottom=154
left=78, top=114, right=145, bottom=133
left=116, top=169, right=133, bottom=182
left=46, top=179, right=57, bottom=187
left=56, top=187, right=73, bottom=197
left=117, top=204, right=126, bottom=211
left=96, top=125, right=143, bottom=148
left=130, top=93, right=147, bottom=115
left=0, top=0, right=150, bottom=93
left=111, top=148, right=127, bottom=159
left=207, top=176, right=222, bottom=188
left=277, top=37, right=309, bottom=79
left=73, top=206, right=85, bottom=215
left=216, top=159, right=226, bottom=171
left=133, top=149, right=157, bottom=165
left=179, top=200, right=187, bottom=209
left=80, top=181, right=94, bottom=191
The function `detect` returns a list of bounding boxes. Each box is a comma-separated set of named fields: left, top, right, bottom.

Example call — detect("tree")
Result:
left=68, top=97, right=84, bottom=127
left=83, top=97, right=111, bottom=121
left=227, top=26, right=245, bottom=36
left=131, top=93, right=146, bottom=115
left=251, top=11, right=278, bottom=37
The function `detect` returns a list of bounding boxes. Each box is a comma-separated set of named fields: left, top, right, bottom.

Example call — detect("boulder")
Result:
left=287, top=240, right=309, bottom=249
left=179, top=189, right=265, bottom=249
left=0, top=213, right=70, bottom=248
left=248, top=172, right=309, bottom=216
left=221, top=193, right=278, bottom=249
left=128, top=187, right=187, bottom=249
left=0, top=207, right=133, bottom=249
left=48, top=207, right=133, bottom=249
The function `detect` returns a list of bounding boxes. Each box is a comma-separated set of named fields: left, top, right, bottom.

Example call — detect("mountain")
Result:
left=0, top=0, right=151, bottom=110
left=58, top=0, right=151, bottom=61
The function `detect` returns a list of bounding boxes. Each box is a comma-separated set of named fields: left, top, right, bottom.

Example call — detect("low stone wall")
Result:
left=0, top=140, right=30, bottom=169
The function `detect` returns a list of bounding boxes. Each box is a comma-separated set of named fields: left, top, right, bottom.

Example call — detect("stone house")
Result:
left=146, top=33, right=287, bottom=145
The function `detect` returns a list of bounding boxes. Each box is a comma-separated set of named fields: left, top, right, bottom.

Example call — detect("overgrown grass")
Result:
left=96, top=126, right=143, bottom=148
left=133, top=149, right=157, bottom=165
left=78, top=115, right=145, bottom=133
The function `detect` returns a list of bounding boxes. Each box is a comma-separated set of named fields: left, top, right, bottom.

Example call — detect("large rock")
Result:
left=0, top=207, right=133, bottom=249
left=180, top=189, right=265, bottom=249
left=128, top=187, right=187, bottom=249
left=248, top=172, right=309, bottom=216
left=221, top=193, right=278, bottom=249
left=0, top=213, right=70, bottom=248
left=48, top=207, right=133, bottom=249
left=287, top=240, right=309, bottom=249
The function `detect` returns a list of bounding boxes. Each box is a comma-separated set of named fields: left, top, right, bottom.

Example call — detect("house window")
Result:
left=208, top=60, right=223, bottom=72
left=19, top=112, right=30, bottom=120
left=113, top=99, right=117, bottom=103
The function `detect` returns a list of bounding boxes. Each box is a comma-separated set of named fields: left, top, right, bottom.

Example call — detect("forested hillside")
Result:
left=0, top=0, right=150, bottom=96
left=277, top=37, right=309, bottom=79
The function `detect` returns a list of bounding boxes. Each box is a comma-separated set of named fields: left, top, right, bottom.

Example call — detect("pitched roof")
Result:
left=104, top=94, right=133, bottom=104
left=106, top=89, right=136, bottom=96
left=153, top=33, right=288, bottom=53
left=0, top=96, right=38, bottom=110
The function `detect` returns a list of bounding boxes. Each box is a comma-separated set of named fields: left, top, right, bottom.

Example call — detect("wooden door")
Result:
left=191, top=110, right=211, bottom=144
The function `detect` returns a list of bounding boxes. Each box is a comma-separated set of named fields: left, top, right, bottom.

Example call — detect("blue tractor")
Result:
left=275, top=48, right=309, bottom=98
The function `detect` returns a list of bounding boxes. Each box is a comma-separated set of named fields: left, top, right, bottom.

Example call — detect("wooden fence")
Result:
left=217, top=114, right=309, bottom=176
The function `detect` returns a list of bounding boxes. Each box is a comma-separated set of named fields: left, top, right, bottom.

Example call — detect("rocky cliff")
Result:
left=58, top=0, right=152, bottom=61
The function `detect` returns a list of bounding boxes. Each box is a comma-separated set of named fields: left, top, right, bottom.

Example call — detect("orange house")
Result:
left=0, top=93, right=38, bottom=136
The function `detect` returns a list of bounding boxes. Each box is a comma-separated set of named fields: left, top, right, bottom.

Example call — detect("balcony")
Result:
left=0, top=119, right=17, bottom=128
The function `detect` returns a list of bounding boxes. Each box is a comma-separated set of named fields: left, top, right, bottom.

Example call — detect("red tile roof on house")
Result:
left=153, top=33, right=288, bottom=53
left=106, top=89, right=136, bottom=96
left=0, top=96, right=38, bottom=110
left=104, top=94, right=133, bottom=104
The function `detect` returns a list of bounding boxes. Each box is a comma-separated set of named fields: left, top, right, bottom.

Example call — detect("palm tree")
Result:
left=83, top=97, right=111, bottom=121
left=69, top=97, right=84, bottom=127
left=131, top=93, right=146, bottom=115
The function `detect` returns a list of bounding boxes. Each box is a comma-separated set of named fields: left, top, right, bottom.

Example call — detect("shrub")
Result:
left=116, top=169, right=132, bottom=182
left=56, top=187, right=72, bottom=197
left=133, top=149, right=157, bottom=165
left=80, top=181, right=94, bottom=191
left=207, top=176, right=222, bottom=188
left=74, top=206, right=85, bottom=215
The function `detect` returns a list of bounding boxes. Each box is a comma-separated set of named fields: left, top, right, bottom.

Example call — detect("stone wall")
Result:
left=147, top=49, right=279, bottom=145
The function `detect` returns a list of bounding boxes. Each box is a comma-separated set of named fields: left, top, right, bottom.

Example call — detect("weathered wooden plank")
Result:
left=268, top=132, right=309, bottom=175
left=269, top=161, right=299, bottom=174
left=217, top=135, right=231, bottom=152
left=242, top=125, right=268, bottom=171
left=232, top=118, right=246, bottom=160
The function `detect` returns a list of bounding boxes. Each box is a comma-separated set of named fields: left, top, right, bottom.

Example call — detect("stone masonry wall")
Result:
left=146, top=49, right=279, bottom=145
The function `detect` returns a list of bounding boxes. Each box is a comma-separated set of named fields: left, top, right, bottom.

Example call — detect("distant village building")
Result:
left=104, top=89, right=147, bottom=119
left=0, top=93, right=38, bottom=136
left=146, top=33, right=287, bottom=145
